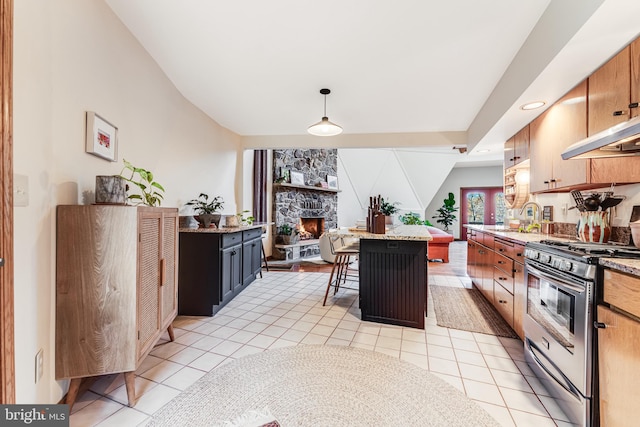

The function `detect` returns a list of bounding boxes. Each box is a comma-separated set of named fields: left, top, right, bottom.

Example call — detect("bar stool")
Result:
left=260, top=228, right=269, bottom=277
left=322, top=235, right=359, bottom=306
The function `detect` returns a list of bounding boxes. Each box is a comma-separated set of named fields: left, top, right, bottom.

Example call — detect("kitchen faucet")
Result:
left=520, top=201, right=542, bottom=223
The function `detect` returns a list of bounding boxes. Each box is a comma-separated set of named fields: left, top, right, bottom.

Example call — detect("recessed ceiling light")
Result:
left=520, top=101, right=545, bottom=110
left=477, top=149, right=490, bottom=153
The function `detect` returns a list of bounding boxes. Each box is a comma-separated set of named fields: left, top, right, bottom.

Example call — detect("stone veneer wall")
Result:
left=272, top=149, right=339, bottom=259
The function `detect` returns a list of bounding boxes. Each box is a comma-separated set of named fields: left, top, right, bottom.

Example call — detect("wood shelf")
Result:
left=274, top=183, right=340, bottom=193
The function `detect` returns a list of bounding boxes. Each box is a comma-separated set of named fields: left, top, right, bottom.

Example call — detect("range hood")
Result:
left=561, top=115, right=640, bottom=160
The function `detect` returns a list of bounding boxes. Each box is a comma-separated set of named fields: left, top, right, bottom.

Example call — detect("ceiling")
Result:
left=105, top=0, right=640, bottom=162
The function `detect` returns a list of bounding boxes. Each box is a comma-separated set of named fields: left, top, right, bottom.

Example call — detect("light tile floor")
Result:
left=70, top=269, right=576, bottom=426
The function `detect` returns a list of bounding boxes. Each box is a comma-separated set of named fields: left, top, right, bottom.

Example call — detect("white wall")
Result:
left=425, top=166, right=505, bottom=239
left=337, top=148, right=461, bottom=228
left=14, top=0, right=242, bottom=403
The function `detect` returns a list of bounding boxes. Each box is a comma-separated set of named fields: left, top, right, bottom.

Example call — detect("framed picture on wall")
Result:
left=327, top=175, right=338, bottom=189
left=85, top=111, right=118, bottom=162
left=291, top=171, right=305, bottom=186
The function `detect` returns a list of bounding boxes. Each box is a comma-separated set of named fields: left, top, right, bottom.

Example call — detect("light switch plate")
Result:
left=14, top=174, right=29, bottom=207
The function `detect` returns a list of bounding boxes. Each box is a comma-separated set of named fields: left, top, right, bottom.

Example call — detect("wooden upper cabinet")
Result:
left=503, top=136, right=515, bottom=169
left=529, top=81, right=588, bottom=192
left=503, top=126, right=529, bottom=170
left=588, top=46, right=631, bottom=135
left=513, top=125, right=529, bottom=165
left=631, top=37, right=640, bottom=118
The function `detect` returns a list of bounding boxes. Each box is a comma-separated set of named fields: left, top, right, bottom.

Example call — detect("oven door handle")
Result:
left=526, top=265, right=586, bottom=294
left=526, top=339, right=585, bottom=401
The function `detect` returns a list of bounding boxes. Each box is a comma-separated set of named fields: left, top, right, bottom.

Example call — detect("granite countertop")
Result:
left=599, top=258, right=640, bottom=277
left=325, top=224, right=433, bottom=241
left=179, top=222, right=267, bottom=234
left=464, top=224, right=580, bottom=245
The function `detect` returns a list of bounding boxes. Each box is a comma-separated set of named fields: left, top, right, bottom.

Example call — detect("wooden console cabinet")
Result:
left=55, top=205, right=178, bottom=409
left=178, top=227, right=263, bottom=316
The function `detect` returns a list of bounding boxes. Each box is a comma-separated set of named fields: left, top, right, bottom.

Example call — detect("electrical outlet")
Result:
left=35, top=349, right=43, bottom=383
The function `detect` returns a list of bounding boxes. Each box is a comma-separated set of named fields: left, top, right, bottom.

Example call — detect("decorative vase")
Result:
left=95, top=175, right=126, bottom=204
left=194, top=213, right=221, bottom=228
left=577, top=211, right=610, bottom=243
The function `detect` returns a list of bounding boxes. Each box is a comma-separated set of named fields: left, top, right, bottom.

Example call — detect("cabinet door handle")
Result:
left=629, top=102, right=639, bottom=109
left=550, top=179, right=556, bottom=182
left=498, top=248, right=505, bottom=252
left=160, top=258, right=166, bottom=287
left=594, top=321, right=607, bottom=329
left=612, top=110, right=627, bottom=116
left=498, top=260, right=506, bottom=264
left=498, top=277, right=507, bottom=281
left=498, top=299, right=507, bottom=304
left=543, top=180, right=549, bottom=184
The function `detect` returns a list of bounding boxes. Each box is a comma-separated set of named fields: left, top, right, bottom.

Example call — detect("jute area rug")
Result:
left=430, top=285, right=518, bottom=339
left=149, top=345, right=499, bottom=427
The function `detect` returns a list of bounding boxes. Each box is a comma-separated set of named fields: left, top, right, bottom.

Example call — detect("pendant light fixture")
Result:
left=307, top=88, right=343, bottom=136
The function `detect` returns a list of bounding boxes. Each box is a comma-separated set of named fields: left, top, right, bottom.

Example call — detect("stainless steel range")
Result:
left=523, top=240, right=640, bottom=427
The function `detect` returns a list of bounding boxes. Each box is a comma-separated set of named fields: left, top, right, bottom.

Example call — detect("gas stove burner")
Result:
left=532, top=240, right=640, bottom=259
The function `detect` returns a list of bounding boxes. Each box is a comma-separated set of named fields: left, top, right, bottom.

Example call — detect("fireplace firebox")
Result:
left=299, top=217, right=325, bottom=240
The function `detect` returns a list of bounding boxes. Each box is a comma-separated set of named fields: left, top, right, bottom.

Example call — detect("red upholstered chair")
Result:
left=425, top=226, right=454, bottom=263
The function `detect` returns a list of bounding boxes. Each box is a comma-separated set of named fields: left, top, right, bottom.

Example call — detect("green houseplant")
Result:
left=277, top=224, right=299, bottom=245
left=399, top=212, right=433, bottom=226
left=432, top=192, right=458, bottom=231
left=119, top=159, right=165, bottom=207
left=185, top=193, right=225, bottom=228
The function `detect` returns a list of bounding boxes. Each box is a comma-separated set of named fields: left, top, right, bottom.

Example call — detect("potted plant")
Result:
left=185, top=193, right=225, bottom=228
left=119, top=159, right=165, bottom=207
left=380, top=197, right=400, bottom=225
left=277, top=224, right=299, bottom=245
left=399, top=212, right=433, bottom=226
left=432, top=192, right=458, bottom=232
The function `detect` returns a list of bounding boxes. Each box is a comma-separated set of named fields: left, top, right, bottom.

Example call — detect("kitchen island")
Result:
left=325, top=225, right=433, bottom=329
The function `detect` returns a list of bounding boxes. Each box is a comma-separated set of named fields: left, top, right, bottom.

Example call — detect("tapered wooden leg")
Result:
left=65, top=378, right=82, bottom=412
left=124, top=371, right=137, bottom=407
left=323, top=255, right=342, bottom=306
left=167, top=324, right=175, bottom=341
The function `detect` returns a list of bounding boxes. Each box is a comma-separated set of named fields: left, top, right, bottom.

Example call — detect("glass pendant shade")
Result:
left=307, top=117, right=343, bottom=136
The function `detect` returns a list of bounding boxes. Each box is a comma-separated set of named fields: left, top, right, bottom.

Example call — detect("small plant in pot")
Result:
left=185, top=193, right=224, bottom=228
left=277, top=224, right=299, bottom=245
left=119, top=159, right=165, bottom=207
left=380, top=197, right=400, bottom=225
left=432, top=192, right=458, bottom=232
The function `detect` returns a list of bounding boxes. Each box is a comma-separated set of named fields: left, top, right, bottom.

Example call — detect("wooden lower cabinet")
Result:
left=598, top=269, right=640, bottom=427
left=465, top=229, right=526, bottom=340
left=55, top=205, right=178, bottom=409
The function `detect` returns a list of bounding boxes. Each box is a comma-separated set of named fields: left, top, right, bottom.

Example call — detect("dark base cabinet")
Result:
left=178, top=228, right=263, bottom=316
left=359, top=239, right=428, bottom=329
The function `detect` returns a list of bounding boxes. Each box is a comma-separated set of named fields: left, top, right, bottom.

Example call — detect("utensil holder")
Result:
left=577, top=212, right=610, bottom=243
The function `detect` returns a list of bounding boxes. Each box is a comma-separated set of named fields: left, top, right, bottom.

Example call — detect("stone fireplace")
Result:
left=272, top=149, right=338, bottom=260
